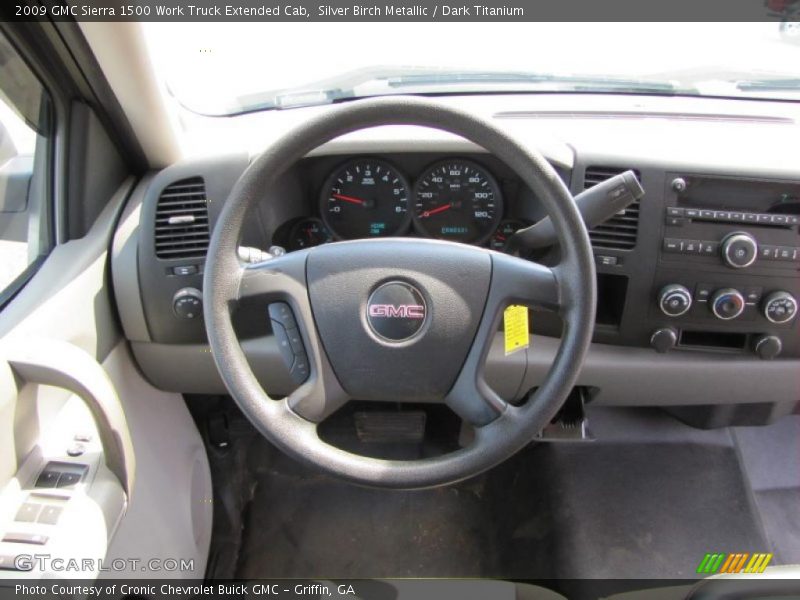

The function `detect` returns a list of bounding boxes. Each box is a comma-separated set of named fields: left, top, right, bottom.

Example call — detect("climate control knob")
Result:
left=762, top=291, right=798, bottom=324
left=710, top=288, right=745, bottom=320
left=720, top=232, right=758, bottom=269
left=658, top=284, right=693, bottom=317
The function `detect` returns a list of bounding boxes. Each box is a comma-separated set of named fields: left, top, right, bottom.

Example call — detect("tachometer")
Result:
left=320, top=159, right=411, bottom=239
left=413, top=159, right=502, bottom=244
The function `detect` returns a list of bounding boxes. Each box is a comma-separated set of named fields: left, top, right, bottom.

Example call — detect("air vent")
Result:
left=584, top=166, right=641, bottom=250
left=154, top=177, right=210, bottom=259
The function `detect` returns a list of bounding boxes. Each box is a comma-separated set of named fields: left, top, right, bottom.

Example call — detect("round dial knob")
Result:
left=762, top=291, right=798, bottom=324
left=753, top=335, right=782, bottom=360
left=172, top=287, right=203, bottom=319
left=651, top=327, right=678, bottom=353
left=658, top=284, right=692, bottom=317
left=720, top=232, right=758, bottom=268
left=710, top=288, right=745, bottom=320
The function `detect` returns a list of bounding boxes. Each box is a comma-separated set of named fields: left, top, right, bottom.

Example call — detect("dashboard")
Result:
left=111, top=94, right=800, bottom=426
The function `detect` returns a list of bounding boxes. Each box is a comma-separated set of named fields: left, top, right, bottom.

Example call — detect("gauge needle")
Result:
left=332, top=193, right=367, bottom=206
left=421, top=204, right=452, bottom=218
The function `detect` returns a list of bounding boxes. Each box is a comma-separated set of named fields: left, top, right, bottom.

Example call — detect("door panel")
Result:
left=0, top=180, right=211, bottom=578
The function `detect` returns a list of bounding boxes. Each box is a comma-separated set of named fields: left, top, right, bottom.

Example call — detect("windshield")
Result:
left=142, top=22, right=800, bottom=115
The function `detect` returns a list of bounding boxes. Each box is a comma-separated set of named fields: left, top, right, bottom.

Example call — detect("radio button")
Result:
left=771, top=215, right=789, bottom=225
left=685, top=208, right=700, bottom=219
left=698, top=241, right=718, bottom=255
left=683, top=240, right=700, bottom=253
left=776, top=247, right=796, bottom=261
left=757, top=214, right=772, bottom=224
left=759, top=245, right=777, bottom=260
left=666, top=207, right=684, bottom=217
left=663, top=239, right=683, bottom=253
left=665, top=216, right=686, bottom=227
left=699, top=209, right=715, bottom=219
left=743, top=213, right=759, bottom=223
left=714, top=211, right=732, bottom=221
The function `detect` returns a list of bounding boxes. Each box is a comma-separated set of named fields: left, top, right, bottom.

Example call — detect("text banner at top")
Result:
left=5, top=0, right=800, bottom=22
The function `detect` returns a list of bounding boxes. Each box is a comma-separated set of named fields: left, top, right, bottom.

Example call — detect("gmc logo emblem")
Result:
left=368, top=304, right=425, bottom=319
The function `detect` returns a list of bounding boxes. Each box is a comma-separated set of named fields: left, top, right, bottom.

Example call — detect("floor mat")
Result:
left=235, top=430, right=768, bottom=579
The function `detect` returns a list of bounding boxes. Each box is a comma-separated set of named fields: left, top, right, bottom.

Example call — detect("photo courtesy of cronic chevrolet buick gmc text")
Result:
left=0, top=15, right=798, bottom=600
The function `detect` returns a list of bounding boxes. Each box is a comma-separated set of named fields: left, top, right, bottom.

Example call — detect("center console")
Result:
left=652, top=174, right=799, bottom=358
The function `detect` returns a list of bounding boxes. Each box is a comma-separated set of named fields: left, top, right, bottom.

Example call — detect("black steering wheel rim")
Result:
left=203, top=96, right=596, bottom=489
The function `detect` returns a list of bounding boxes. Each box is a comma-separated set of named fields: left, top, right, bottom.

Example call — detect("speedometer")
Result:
left=412, top=159, right=502, bottom=244
left=320, top=159, right=411, bottom=239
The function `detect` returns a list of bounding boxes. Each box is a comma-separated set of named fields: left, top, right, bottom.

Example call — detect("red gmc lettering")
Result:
left=369, top=304, right=425, bottom=319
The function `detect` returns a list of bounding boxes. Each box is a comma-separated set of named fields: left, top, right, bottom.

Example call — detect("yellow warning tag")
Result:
left=503, top=305, right=529, bottom=356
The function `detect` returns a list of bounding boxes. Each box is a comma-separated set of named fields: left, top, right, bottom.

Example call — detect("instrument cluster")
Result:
left=277, top=157, right=531, bottom=252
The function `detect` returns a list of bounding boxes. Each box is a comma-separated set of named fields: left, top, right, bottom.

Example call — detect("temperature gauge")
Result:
left=490, top=219, right=530, bottom=252
left=289, top=218, right=332, bottom=250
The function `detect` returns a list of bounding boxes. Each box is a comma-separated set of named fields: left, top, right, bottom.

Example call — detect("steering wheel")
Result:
left=204, top=96, right=596, bottom=488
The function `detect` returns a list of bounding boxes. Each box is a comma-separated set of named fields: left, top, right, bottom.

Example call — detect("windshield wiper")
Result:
left=385, top=71, right=684, bottom=95
left=737, top=78, right=800, bottom=91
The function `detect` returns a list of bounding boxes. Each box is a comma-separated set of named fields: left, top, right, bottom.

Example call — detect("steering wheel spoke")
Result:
left=445, top=253, right=561, bottom=427
left=236, top=251, right=350, bottom=423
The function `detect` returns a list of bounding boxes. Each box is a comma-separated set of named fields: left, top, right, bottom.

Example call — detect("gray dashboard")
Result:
left=111, top=97, right=800, bottom=427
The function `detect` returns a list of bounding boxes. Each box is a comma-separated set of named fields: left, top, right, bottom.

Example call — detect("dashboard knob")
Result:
left=651, top=327, right=678, bottom=353
left=710, top=288, right=745, bottom=320
left=172, top=287, right=203, bottom=319
left=671, top=177, right=687, bottom=193
left=753, top=335, right=782, bottom=360
left=658, top=284, right=692, bottom=317
left=762, top=291, right=798, bottom=324
left=720, top=232, right=758, bottom=268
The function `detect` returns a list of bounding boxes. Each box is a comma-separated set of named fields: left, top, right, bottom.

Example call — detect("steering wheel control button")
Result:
left=762, top=291, right=798, bottom=324
left=290, top=353, right=310, bottom=384
left=658, top=284, right=692, bottom=317
left=366, top=282, right=427, bottom=342
left=269, top=303, right=310, bottom=384
left=721, top=232, right=758, bottom=268
left=710, top=288, right=746, bottom=320
left=172, top=287, right=203, bottom=319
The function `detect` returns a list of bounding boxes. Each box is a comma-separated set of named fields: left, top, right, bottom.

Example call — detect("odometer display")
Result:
left=320, top=159, right=411, bottom=240
left=413, top=160, right=502, bottom=244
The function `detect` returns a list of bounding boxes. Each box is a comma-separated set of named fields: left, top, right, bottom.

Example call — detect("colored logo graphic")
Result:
left=696, top=552, right=773, bottom=574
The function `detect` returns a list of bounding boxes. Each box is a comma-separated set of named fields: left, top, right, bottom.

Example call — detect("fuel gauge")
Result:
left=490, top=219, right=530, bottom=252
left=289, top=218, right=332, bottom=250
